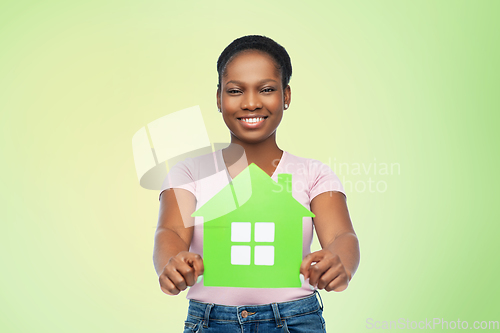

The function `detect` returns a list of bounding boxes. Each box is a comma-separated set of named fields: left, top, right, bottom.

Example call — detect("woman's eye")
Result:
left=228, top=89, right=241, bottom=94
left=262, top=88, right=275, bottom=93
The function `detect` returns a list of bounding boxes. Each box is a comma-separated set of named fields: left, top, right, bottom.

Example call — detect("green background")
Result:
left=1, top=0, right=498, bottom=332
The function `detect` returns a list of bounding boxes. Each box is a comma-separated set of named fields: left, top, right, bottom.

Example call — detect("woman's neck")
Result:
left=222, top=135, right=284, bottom=178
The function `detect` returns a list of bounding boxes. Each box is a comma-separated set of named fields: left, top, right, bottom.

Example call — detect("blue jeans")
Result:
left=182, top=291, right=326, bottom=332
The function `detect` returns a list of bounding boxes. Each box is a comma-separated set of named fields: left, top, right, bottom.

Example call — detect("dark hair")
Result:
left=217, top=35, right=292, bottom=91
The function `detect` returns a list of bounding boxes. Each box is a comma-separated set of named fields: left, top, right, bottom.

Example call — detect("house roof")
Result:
left=192, top=162, right=314, bottom=221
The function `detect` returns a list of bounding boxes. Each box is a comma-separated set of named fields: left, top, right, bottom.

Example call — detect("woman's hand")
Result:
left=159, top=251, right=204, bottom=295
left=300, top=249, right=350, bottom=292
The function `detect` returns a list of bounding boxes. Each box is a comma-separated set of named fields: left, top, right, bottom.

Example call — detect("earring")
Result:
left=218, top=108, right=221, bottom=113
left=284, top=104, right=288, bottom=109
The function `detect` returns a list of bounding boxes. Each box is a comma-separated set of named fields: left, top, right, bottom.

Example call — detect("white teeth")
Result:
left=241, top=117, right=264, bottom=123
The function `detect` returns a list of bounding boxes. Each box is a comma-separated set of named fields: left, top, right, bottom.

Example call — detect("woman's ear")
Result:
left=284, top=85, right=291, bottom=109
left=216, top=88, right=221, bottom=112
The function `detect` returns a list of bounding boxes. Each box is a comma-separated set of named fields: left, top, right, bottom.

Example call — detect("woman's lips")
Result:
left=237, top=116, right=267, bottom=129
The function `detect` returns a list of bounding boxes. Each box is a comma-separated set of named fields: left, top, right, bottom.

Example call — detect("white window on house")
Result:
left=231, top=245, right=251, bottom=265
left=254, top=245, right=274, bottom=266
left=231, top=222, right=251, bottom=242
left=231, top=222, right=275, bottom=266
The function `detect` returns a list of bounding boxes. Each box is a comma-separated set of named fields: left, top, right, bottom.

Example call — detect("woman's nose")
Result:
left=241, top=91, right=262, bottom=110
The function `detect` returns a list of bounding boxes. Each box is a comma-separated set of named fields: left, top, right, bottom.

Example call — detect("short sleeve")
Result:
left=308, top=159, right=346, bottom=201
left=158, top=159, right=197, bottom=201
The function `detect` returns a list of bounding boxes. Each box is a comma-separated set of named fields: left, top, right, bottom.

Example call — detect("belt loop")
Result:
left=203, top=303, right=214, bottom=328
left=271, top=303, right=283, bottom=328
left=271, top=303, right=283, bottom=327
left=315, top=290, right=324, bottom=311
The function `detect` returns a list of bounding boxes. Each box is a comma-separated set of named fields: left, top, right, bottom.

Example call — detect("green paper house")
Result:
left=192, top=163, right=315, bottom=288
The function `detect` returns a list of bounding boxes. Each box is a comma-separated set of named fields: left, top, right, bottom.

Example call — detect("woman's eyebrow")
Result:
left=225, top=79, right=278, bottom=85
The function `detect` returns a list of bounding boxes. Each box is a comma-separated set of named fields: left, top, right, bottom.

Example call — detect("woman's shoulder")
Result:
left=283, top=151, right=345, bottom=197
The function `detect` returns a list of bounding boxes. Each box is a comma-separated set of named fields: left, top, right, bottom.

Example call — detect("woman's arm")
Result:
left=153, top=188, right=204, bottom=295
left=300, top=191, right=360, bottom=292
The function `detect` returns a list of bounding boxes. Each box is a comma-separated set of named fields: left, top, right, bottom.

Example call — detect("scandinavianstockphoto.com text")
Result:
left=366, top=318, right=499, bottom=330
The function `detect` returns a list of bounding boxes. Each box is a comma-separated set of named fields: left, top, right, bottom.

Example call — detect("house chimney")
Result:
left=277, top=174, right=292, bottom=193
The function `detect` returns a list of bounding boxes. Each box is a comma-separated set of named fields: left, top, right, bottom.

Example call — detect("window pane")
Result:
left=231, top=245, right=251, bottom=265
left=255, top=222, right=275, bottom=242
left=254, top=246, right=274, bottom=266
left=231, top=222, right=251, bottom=242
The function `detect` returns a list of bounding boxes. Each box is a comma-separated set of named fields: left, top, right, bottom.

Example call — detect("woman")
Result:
left=154, top=35, right=360, bottom=332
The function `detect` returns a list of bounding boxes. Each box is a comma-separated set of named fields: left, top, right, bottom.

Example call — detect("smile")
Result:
left=237, top=116, right=268, bottom=128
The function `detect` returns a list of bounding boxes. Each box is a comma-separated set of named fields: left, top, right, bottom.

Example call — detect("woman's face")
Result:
left=217, top=50, right=291, bottom=145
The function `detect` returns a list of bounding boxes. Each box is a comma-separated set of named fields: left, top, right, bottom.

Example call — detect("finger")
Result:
left=300, top=252, right=324, bottom=279
left=176, top=260, right=196, bottom=287
left=165, top=266, right=189, bottom=291
left=159, top=275, right=181, bottom=295
left=187, top=253, right=204, bottom=280
left=316, top=267, right=340, bottom=290
left=307, top=259, right=331, bottom=288
left=325, top=272, right=349, bottom=292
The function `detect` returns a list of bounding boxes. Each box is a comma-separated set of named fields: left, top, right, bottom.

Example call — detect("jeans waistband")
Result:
left=187, top=290, right=323, bottom=328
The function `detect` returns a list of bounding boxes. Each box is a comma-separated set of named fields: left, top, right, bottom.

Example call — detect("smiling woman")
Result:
left=154, top=35, right=360, bottom=333
left=217, top=49, right=288, bottom=147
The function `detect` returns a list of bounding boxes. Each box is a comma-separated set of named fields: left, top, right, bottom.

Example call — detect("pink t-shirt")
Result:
left=159, top=149, right=346, bottom=305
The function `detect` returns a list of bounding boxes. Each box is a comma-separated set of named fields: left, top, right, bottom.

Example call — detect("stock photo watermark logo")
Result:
left=132, top=105, right=399, bottom=195
left=366, top=317, right=499, bottom=330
